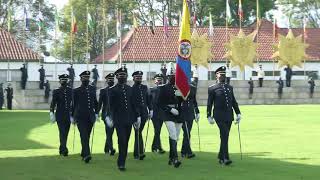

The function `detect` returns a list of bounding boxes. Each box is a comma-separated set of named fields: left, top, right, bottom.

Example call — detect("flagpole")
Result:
left=86, top=4, right=89, bottom=71
left=273, top=17, right=276, bottom=80
left=102, top=0, right=106, bottom=77
left=71, top=6, right=73, bottom=65
left=225, top=2, right=229, bottom=66
left=303, top=16, right=306, bottom=80
left=38, top=2, right=41, bottom=65
left=118, top=9, right=122, bottom=68
left=54, top=7, right=58, bottom=80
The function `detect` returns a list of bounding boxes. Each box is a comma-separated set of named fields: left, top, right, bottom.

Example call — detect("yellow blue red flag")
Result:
left=175, top=0, right=191, bottom=100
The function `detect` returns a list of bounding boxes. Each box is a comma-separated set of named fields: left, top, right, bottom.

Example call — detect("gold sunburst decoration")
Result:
left=190, top=30, right=213, bottom=68
left=223, top=29, right=258, bottom=71
left=271, top=29, right=309, bottom=68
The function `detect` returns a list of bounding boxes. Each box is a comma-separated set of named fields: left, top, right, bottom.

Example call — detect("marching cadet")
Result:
left=284, top=65, right=293, bottom=87
left=276, top=77, right=284, bottom=99
left=91, top=65, right=99, bottom=87
left=5, top=83, right=13, bottom=110
left=98, top=73, right=116, bottom=156
left=207, top=66, right=241, bottom=165
left=257, top=65, right=265, bottom=87
left=20, top=63, right=28, bottom=89
left=0, top=83, right=3, bottom=110
left=107, top=67, right=139, bottom=171
left=44, top=80, right=51, bottom=103
left=67, top=64, right=75, bottom=88
left=158, top=65, right=182, bottom=168
left=308, top=77, right=315, bottom=98
left=150, top=74, right=165, bottom=154
left=248, top=77, right=254, bottom=99
left=39, top=65, right=46, bottom=89
left=180, top=82, right=200, bottom=159
left=72, top=71, right=99, bottom=163
left=50, top=74, right=73, bottom=156
left=131, top=71, right=153, bottom=160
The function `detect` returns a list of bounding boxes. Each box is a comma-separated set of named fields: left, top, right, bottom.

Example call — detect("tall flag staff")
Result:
left=102, top=0, right=107, bottom=76
left=86, top=4, right=90, bottom=70
left=303, top=16, right=308, bottom=79
left=272, top=17, right=278, bottom=79
left=54, top=7, right=60, bottom=79
left=225, top=0, right=231, bottom=65
left=37, top=1, right=44, bottom=65
left=116, top=9, right=122, bottom=67
left=6, top=0, right=13, bottom=81
left=71, top=6, right=77, bottom=65
left=208, top=12, right=214, bottom=80
left=148, top=20, right=155, bottom=81
left=256, top=0, right=261, bottom=67
left=132, top=12, right=139, bottom=71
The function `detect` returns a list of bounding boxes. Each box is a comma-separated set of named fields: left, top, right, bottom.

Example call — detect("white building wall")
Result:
left=0, top=61, right=319, bottom=81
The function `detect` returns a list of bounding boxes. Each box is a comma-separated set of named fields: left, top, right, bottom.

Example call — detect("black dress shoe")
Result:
left=186, top=153, right=195, bottom=159
left=224, top=159, right=233, bottom=165
left=158, top=149, right=165, bottom=154
left=139, top=154, right=146, bottom=160
left=173, top=159, right=181, bottom=168
left=118, top=166, right=126, bottom=171
left=168, top=159, right=173, bottom=165
left=83, top=155, right=92, bottom=163
left=152, top=149, right=157, bottom=153
left=109, top=149, right=116, bottom=156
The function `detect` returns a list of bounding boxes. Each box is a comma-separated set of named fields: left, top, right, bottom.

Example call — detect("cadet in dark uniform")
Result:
left=72, top=71, right=99, bottom=163
left=181, top=84, right=199, bottom=159
left=276, top=77, right=284, bottom=99
left=150, top=74, right=165, bottom=154
left=44, top=80, right=51, bottom=103
left=108, top=67, right=138, bottom=171
left=39, top=65, right=46, bottom=89
left=91, top=65, right=99, bottom=87
left=161, top=63, right=168, bottom=84
left=0, top=83, right=4, bottom=110
left=207, top=66, right=241, bottom=165
left=98, top=73, right=116, bottom=156
left=131, top=71, right=152, bottom=160
left=50, top=74, right=73, bottom=156
left=67, top=64, right=75, bottom=88
left=248, top=78, right=254, bottom=99
left=308, top=77, right=315, bottom=98
left=158, top=66, right=182, bottom=168
left=20, top=63, right=28, bottom=89
left=284, top=65, right=293, bottom=87
left=5, top=83, right=13, bottom=110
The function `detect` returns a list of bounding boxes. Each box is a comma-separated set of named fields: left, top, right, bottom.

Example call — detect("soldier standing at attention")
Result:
left=207, top=66, right=241, bottom=165
left=158, top=66, right=182, bottom=168
left=276, top=77, right=284, bottom=99
left=257, top=65, right=265, bottom=87
left=131, top=71, right=153, bottom=160
left=91, top=65, right=99, bottom=87
left=20, top=63, right=28, bottom=89
left=50, top=74, right=73, bottom=156
left=5, top=83, right=13, bottom=110
left=248, top=78, right=254, bottom=99
left=67, top=64, right=75, bottom=88
left=98, top=73, right=116, bottom=156
left=107, top=67, right=139, bottom=171
left=150, top=74, right=166, bottom=154
left=72, top=71, right=99, bottom=163
left=39, top=65, right=46, bottom=89
left=44, top=80, right=51, bottom=103
left=180, top=83, right=199, bottom=159
left=0, top=83, right=4, bottom=110
left=284, top=65, right=293, bottom=87
left=308, top=77, right=315, bottom=98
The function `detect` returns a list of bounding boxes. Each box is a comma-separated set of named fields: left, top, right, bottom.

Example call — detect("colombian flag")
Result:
left=175, top=0, right=191, bottom=100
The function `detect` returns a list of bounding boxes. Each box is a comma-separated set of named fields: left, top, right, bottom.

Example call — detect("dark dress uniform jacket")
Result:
left=109, top=84, right=136, bottom=126
left=150, top=86, right=165, bottom=120
left=180, top=85, right=199, bottom=122
left=98, top=86, right=112, bottom=120
left=132, top=84, right=152, bottom=120
left=207, top=83, right=240, bottom=122
left=158, top=84, right=182, bottom=123
left=50, top=87, right=73, bottom=121
left=73, top=85, right=98, bottom=123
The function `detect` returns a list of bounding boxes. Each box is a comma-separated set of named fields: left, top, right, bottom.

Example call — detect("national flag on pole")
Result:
left=226, top=0, right=232, bottom=24
left=133, top=13, right=138, bottom=30
left=256, top=0, right=261, bottom=26
left=55, top=8, right=60, bottom=32
left=209, top=13, right=214, bottom=36
left=36, top=11, right=44, bottom=31
left=175, top=0, right=192, bottom=100
left=149, top=21, right=155, bottom=35
left=163, top=16, right=169, bottom=38
left=24, top=7, right=30, bottom=31
left=238, top=0, right=243, bottom=21
left=71, top=8, right=77, bottom=33
left=116, top=9, right=121, bottom=38
left=87, top=13, right=94, bottom=30
left=304, top=17, right=308, bottom=39
left=7, top=5, right=12, bottom=32
left=273, top=17, right=279, bottom=39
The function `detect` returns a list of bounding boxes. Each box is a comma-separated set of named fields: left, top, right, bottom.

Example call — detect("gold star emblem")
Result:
left=190, top=30, right=213, bottom=68
left=223, top=29, right=258, bottom=71
left=272, top=29, right=309, bottom=68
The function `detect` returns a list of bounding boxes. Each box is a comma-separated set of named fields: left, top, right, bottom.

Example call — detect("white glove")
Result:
left=149, top=110, right=153, bottom=119
left=105, top=116, right=113, bottom=128
left=195, top=113, right=200, bottom=123
left=134, top=117, right=141, bottom=130
left=235, top=114, right=241, bottom=125
left=70, top=116, right=76, bottom=125
left=170, top=108, right=179, bottom=116
left=49, top=112, right=56, bottom=123
left=95, top=114, right=100, bottom=122
left=208, top=116, right=215, bottom=125
left=174, top=90, right=182, bottom=97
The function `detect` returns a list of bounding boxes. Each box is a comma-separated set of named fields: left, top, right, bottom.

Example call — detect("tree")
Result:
left=277, top=0, right=320, bottom=28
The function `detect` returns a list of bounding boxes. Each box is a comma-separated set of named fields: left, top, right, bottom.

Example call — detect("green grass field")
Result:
left=0, top=105, right=320, bottom=180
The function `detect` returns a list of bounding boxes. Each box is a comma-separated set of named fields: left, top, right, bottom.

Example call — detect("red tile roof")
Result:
left=0, top=28, right=41, bottom=62
left=95, top=19, right=320, bottom=63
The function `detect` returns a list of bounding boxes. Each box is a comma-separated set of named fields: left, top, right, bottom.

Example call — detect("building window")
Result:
left=208, top=71, right=215, bottom=80
left=232, top=71, right=237, bottom=78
